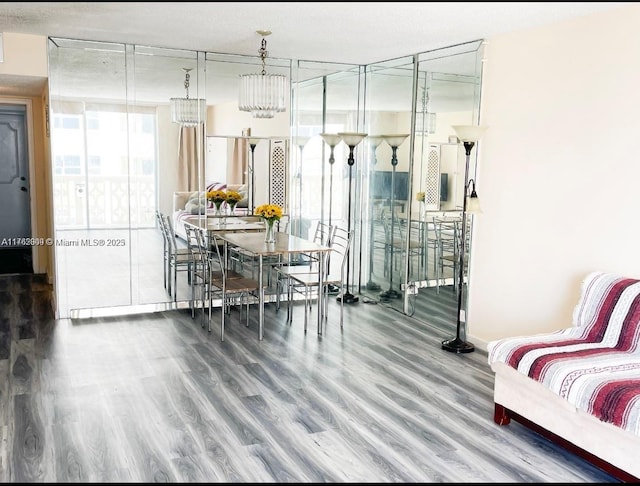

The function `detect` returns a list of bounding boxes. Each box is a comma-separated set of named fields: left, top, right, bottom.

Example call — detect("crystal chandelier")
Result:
left=238, top=30, right=288, bottom=119
left=415, top=87, right=436, bottom=134
left=170, top=68, right=206, bottom=126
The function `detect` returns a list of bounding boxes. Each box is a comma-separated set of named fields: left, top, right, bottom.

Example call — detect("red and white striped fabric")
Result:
left=488, top=272, right=640, bottom=435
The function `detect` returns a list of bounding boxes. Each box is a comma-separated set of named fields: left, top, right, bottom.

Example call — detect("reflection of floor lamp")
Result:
left=293, top=136, right=310, bottom=238
left=441, top=125, right=486, bottom=354
left=379, top=134, right=410, bottom=301
left=336, top=132, right=367, bottom=305
left=365, top=136, right=385, bottom=291
left=319, top=134, right=343, bottom=294
left=319, top=133, right=342, bottom=229
left=248, top=138, right=259, bottom=213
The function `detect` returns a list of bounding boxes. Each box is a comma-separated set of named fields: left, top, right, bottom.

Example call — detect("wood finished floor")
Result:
left=0, top=274, right=619, bottom=482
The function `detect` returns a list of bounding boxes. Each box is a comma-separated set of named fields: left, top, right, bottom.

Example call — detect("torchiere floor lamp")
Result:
left=365, top=135, right=385, bottom=291
left=248, top=138, right=260, bottom=213
left=379, top=134, right=409, bottom=301
left=441, top=124, right=487, bottom=354
left=336, top=132, right=367, bottom=305
left=293, top=136, right=311, bottom=239
left=320, top=133, right=343, bottom=294
left=319, top=133, right=342, bottom=230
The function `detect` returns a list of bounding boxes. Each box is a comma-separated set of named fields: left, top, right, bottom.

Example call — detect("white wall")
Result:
left=468, top=4, right=640, bottom=349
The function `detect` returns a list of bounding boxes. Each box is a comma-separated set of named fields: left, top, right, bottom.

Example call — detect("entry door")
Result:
left=0, top=105, right=31, bottom=268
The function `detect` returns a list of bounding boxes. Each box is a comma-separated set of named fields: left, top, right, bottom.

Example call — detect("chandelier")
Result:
left=238, top=30, right=288, bottom=119
left=170, top=68, right=206, bottom=126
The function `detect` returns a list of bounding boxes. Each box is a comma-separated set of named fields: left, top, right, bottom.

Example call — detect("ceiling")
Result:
left=0, top=2, right=628, bottom=103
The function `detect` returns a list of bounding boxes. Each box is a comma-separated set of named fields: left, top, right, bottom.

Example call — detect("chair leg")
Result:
left=174, top=263, right=178, bottom=302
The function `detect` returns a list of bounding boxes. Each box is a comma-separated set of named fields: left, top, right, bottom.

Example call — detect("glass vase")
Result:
left=264, top=219, right=276, bottom=243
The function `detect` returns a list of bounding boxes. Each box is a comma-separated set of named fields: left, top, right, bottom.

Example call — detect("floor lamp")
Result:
left=319, top=133, right=342, bottom=229
left=320, top=133, right=343, bottom=294
left=365, top=135, right=385, bottom=291
left=441, top=124, right=487, bottom=354
left=248, top=138, right=260, bottom=213
left=293, top=136, right=311, bottom=239
left=336, top=132, right=367, bottom=305
left=379, top=134, right=409, bottom=301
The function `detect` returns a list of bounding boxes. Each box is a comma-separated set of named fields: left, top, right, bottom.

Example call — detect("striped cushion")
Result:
left=488, top=272, right=640, bottom=435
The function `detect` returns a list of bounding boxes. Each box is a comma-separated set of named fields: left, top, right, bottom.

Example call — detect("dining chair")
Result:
left=273, top=221, right=335, bottom=307
left=228, top=216, right=291, bottom=280
left=163, top=215, right=192, bottom=301
left=186, top=225, right=247, bottom=325
left=275, top=226, right=353, bottom=331
left=432, top=216, right=460, bottom=293
left=155, top=210, right=169, bottom=292
left=208, top=233, right=265, bottom=341
left=376, top=207, right=422, bottom=279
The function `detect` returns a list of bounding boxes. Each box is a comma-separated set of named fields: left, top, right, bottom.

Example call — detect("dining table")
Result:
left=219, top=231, right=333, bottom=340
left=183, top=215, right=266, bottom=236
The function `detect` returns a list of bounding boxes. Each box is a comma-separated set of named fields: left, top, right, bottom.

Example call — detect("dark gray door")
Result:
left=0, top=104, right=31, bottom=273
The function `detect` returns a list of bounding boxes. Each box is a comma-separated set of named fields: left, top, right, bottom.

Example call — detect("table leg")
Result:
left=259, top=254, right=264, bottom=340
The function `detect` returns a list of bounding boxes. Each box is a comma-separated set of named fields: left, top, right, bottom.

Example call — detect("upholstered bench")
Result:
left=487, top=271, right=640, bottom=482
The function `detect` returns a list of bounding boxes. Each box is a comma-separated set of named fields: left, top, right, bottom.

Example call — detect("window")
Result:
left=87, top=156, right=101, bottom=175
left=53, top=115, right=81, bottom=130
left=51, top=108, right=158, bottom=229
left=54, top=155, right=82, bottom=175
left=86, top=113, right=99, bottom=130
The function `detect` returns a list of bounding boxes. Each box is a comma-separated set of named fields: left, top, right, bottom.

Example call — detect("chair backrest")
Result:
left=208, top=232, right=229, bottom=279
left=432, top=216, right=459, bottom=256
left=156, top=211, right=169, bottom=244
left=163, top=215, right=180, bottom=254
left=276, top=214, right=290, bottom=233
left=183, top=224, right=205, bottom=268
left=313, top=221, right=335, bottom=246
left=327, top=226, right=353, bottom=278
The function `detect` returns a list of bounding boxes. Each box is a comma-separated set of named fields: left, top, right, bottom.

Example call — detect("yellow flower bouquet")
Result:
left=225, top=190, right=242, bottom=212
left=207, top=189, right=227, bottom=211
left=255, top=203, right=283, bottom=223
left=255, top=203, right=283, bottom=243
left=416, top=191, right=425, bottom=202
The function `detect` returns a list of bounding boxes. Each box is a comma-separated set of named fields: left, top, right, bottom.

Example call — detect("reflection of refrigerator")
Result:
left=424, top=142, right=461, bottom=211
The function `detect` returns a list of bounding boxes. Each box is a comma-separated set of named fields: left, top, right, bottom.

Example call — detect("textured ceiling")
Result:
left=0, top=2, right=625, bottom=64
left=0, top=2, right=628, bottom=101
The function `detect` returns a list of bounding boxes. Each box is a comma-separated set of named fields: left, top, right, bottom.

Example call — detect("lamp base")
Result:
left=336, top=292, right=359, bottom=304
left=366, top=280, right=381, bottom=291
left=327, top=283, right=341, bottom=295
left=441, top=337, right=475, bottom=354
left=379, top=288, right=401, bottom=300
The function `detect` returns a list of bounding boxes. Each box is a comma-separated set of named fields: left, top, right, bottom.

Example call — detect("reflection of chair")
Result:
left=229, top=214, right=290, bottom=280
left=164, top=215, right=192, bottom=301
left=155, top=210, right=169, bottom=292
left=378, top=207, right=423, bottom=282
left=433, top=216, right=464, bottom=293
left=275, top=226, right=352, bottom=330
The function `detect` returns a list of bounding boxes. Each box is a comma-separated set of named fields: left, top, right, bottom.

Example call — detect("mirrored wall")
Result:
left=290, top=41, right=484, bottom=329
left=48, top=38, right=292, bottom=317
left=48, top=35, right=482, bottom=329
